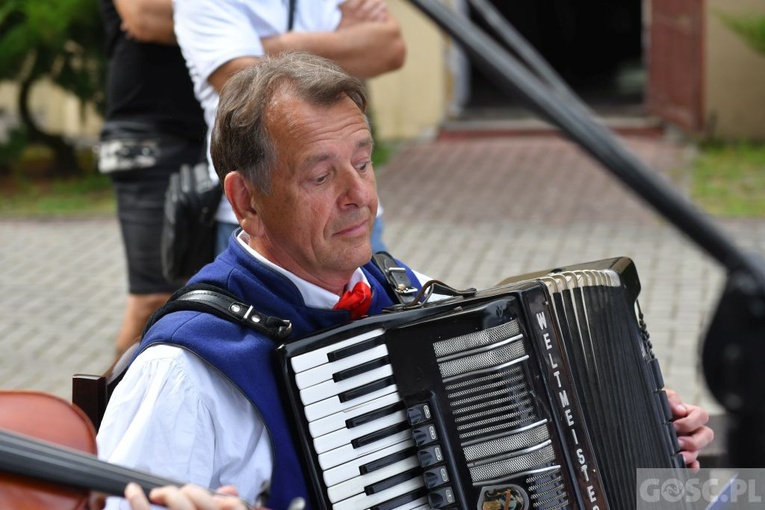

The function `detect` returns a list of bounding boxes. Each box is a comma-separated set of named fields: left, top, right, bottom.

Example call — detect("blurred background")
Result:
left=1, top=0, right=764, bottom=465
left=2, top=0, right=765, bottom=169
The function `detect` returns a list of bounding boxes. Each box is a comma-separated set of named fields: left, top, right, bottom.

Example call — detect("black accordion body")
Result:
left=278, top=257, right=684, bottom=510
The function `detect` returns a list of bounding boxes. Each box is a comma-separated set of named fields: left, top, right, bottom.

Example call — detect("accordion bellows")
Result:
left=279, top=257, right=682, bottom=510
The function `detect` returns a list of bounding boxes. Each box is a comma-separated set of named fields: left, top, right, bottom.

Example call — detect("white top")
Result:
left=98, top=233, right=433, bottom=508
left=173, top=0, right=343, bottom=224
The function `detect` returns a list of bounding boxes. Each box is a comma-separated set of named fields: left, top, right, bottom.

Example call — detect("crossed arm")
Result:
left=208, top=0, right=406, bottom=91
left=113, top=0, right=176, bottom=44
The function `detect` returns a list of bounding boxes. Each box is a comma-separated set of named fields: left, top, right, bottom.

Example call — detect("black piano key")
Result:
left=338, top=376, right=395, bottom=403
left=359, top=446, right=417, bottom=475
left=346, top=402, right=405, bottom=429
left=327, top=336, right=384, bottom=362
left=370, top=487, right=428, bottom=510
left=333, top=356, right=390, bottom=382
left=352, top=421, right=410, bottom=449
left=365, top=467, right=421, bottom=496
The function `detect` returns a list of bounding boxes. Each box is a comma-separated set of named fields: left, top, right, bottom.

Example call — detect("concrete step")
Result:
left=438, top=115, right=665, bottom=140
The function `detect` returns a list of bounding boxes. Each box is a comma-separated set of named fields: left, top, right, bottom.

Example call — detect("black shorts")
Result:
left=106, top=138, right=204, bottom=294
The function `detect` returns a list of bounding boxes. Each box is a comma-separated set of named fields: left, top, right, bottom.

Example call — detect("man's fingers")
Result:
left=673, top=405, right=710, bottom=435
left=664, top=388, right=689, bottom=419
left=149, top=486, right=199, bottom=510
left=213, top=485, right=240, bottom=497
left=149, top=484, right=247, bottom=510
left=124, top=482, right=152, bottom=510
left=356, top=0, right=388, bottom=21
left=677, top=423, right=715, bottom=452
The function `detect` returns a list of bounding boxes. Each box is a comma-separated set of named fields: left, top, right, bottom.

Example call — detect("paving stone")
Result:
left=1, top=136, right=758, bottom=453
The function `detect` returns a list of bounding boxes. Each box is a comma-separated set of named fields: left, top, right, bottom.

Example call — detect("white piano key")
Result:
left=295, top=344, right=390, bottom=390
left=305, top=384, right=399, bottom=422
left=314, top=411, right=407, bottom=454
left=318, top=430, right=412, bottom=471
left=327, top=457, right=420, bottom=503
left=396, top=498, right=429, bottom=510
left=291, top=328, right=385, bottom=373
left=300, top=365, right=394, bottom=406
left=332, top=477, right=424, bottom=510
left=323, top=438, right=415, bottom=487
left=309, top=392, right=402, bottom=438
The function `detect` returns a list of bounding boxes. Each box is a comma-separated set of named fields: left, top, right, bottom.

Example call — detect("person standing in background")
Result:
left=98, top=0, right=207, bottom=358
left=172, top=0, right=406, bottom=255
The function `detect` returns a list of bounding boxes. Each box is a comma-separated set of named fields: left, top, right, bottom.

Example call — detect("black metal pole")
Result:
left=408, top=0, right=765, bottom=469
left=408, top=0, right=764, bottom=283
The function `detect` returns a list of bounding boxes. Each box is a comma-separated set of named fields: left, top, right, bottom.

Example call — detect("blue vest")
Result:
left=139, top=239, right=422, bottom=510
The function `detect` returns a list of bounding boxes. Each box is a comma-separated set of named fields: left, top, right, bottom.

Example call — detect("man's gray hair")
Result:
left=210, top=51, right=368, bottom=194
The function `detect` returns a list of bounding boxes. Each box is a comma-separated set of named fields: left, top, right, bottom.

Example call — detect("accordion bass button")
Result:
left=411, top=424, right=438, bottom=446
left=422, top=465, right=450, bottom=488
left=417, top=444, right=444, bottom=467
left=406, top=403, right=432, bottom=425
left=428, top=486, right=456, bottom=508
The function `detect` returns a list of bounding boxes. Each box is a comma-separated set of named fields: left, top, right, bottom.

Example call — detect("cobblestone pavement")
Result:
left=3, top=134, right=763, bottom=420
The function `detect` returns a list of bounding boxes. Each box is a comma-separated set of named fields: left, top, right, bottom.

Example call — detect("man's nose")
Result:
left=340, top=166, right=375, bottom=206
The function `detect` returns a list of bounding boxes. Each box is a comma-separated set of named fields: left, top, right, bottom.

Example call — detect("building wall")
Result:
left=0, top=1, right=446, bottom=146
left=367, top=0, right=448, bottom=141
left=706, top=0, right=765, bottom=140
left=5, top=1, right=763, bottom=144
left=0, top=80, right=101, bottom=145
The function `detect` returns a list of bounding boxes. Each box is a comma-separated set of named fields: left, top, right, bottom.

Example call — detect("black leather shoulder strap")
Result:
left=143, top=283, right=292, bottom=340
left=371, top=252, right=419, bottom=305
left=288, top=0, right=297, bottom=31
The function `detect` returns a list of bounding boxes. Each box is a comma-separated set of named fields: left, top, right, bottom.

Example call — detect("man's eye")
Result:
left=314, top=173, right=329, bottom=184
left=357, top=161, right=370, bottom=171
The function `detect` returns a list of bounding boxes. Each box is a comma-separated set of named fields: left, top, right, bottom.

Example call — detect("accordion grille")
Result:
left=436, top=328, right=525, bottom=380
left=462, top=422, right=550, bottom=462
left=469, top=443, right=556, bottom=483
left=433, top=320, right=521, bottom=358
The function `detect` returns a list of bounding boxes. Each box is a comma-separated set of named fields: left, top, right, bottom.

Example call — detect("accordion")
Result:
left=278, top=257, right=684, bottom=510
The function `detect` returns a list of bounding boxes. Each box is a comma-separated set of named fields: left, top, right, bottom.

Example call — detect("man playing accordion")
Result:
left=98, top=52, right=713, bottom=510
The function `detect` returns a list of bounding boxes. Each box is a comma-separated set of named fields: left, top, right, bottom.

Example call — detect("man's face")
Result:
left=250, top=92, right=378, bottom=292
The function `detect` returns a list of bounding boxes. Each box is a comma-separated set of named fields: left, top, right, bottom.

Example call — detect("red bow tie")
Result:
left=333, top=282, right=372, bottom=319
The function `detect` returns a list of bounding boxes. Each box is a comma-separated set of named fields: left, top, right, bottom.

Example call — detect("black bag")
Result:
left=161, top=162, right=223, bottom=283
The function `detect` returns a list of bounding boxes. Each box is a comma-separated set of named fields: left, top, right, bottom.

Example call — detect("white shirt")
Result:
left=173, top=0, right=343, bottom=224
left=98, top=233, right=433, bottom=508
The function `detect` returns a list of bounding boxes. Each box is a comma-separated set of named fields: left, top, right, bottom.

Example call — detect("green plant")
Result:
left=716, top=11, right=765, bottom=56
left=0, top=0, right=105, bottom=175
left=0, top=171, right=114, bottom=218
left=0, top=124, right=27, bottom=174
left=691, top=141, right=765, bottom=217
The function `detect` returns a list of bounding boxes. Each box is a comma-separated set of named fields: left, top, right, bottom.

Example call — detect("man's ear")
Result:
left=224, top=172, right=264, bottom=236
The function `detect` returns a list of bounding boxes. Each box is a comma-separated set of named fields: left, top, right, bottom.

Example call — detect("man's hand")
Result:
left=666, top=389, right=715, bottom=470
left=338, top=0, right=389, bottom=29
left=114, top=0, right=176, bottom=44
left=124, top=482, right=251, bottom=510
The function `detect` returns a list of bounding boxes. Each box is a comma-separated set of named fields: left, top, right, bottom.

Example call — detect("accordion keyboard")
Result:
left=290, top=328, right=429, bottom=510
left=282, top=257, right=683, bottom=510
